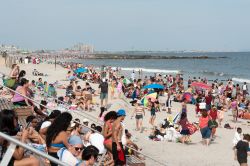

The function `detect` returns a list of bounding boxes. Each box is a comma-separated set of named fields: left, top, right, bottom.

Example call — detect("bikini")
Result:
left=103, top=121, right=112, bottom=145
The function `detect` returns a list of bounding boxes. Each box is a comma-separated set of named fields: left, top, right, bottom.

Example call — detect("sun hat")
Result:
left=68, top=135, right=83, bottom=145
left=117, top=109, right=126, bottom=116
left=83, top=118, right=89, bottom=123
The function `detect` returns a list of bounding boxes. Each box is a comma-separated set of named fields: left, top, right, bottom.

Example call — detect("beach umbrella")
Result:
left=143, top=83, right=164, bottom=89
left=74, top=68, right=88, bottom=74
left=191, top=82, right=211, bottom=90
left=173, top=113, right=180, bottom=124
left=182, top=92, right=193, bottom=102
left=145, top=92, right=157, bottom=102
left=141, top=97, right=148, bottom=106
left=141, top=92, right=158, bottom=106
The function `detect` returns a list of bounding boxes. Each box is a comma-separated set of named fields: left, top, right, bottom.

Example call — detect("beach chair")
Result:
left=126, top=155, right=145, bottom=166
left=13, top=106, right=34, bottom=126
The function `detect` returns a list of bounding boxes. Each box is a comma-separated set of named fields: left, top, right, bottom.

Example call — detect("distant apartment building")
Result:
left=72, top=43, right=94, bottom=53
left=0, top=44, right=19, bottom=53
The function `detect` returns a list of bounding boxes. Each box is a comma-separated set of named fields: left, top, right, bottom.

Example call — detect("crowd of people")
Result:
left=1, top=62, right=250, bottom=166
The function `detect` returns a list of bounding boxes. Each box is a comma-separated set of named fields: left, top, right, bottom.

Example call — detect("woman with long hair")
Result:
left=46, top=112, right=72, bottom=165
left=199, top=110, right=211, bottom=146
left=0, top=109, right=39, bottom=166
left=103, top=111, right=117, bottom=166
left=178, top=112, right=190, bottom=144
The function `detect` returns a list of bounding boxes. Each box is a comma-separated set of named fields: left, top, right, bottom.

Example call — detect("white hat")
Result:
left=83, top=118, right=89, bottom=123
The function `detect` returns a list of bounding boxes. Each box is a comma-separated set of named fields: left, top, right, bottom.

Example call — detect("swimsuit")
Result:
left=151, top=107, right=156, bottom=116
left=103, top=122, right=112, bottom=145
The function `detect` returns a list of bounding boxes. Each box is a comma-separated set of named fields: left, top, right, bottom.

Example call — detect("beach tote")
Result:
left=208, top=120, right=218, bottom=129
left=186, top=123, right=198, bottom=135
left=4, top=78, right=16, bottom=88
left=199, top=102, right=206, bottom=110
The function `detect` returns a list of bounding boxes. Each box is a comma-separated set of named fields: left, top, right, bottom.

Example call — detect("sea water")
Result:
left=68, top=52, right=250, bottom=83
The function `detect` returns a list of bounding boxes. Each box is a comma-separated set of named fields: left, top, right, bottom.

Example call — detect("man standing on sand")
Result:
left=99, top=78, right=108, bottom=108
left=112, top=109, right=126, bottom=166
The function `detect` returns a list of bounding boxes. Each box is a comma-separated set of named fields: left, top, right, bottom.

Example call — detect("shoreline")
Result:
left=1, top=58, right=250, bottom=165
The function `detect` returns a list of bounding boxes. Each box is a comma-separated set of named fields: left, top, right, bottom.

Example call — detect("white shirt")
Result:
left=233, top=132, right=242, bottom=146
left=57, top=148, right=79, bottom=166
left=89, top=133, right=106, bottom=154
left=40, top=121, right=51, bottom=130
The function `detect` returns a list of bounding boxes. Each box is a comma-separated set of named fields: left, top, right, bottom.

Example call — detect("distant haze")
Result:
left=0, top=0, right=250, bottom=51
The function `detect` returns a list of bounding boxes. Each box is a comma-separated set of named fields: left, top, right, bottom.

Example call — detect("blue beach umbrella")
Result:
left=143, top=83, right=164, bottom=89
left=74, top=68, right=88, bottom=74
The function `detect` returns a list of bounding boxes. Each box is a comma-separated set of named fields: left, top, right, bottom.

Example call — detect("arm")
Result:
left=20, top=88, right=31, bottom=106
left=12, top=128, right=29, bottom=160
left=103, top=124, right=112, bottom=139
left=113, top=123, right=121, bottom=149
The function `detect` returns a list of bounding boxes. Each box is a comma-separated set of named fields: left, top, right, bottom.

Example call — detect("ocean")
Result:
left=68, top=52, right=250, bottom=83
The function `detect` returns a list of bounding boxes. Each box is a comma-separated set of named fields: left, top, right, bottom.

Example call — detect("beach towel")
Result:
left=186, top=123, right=198, bottom=135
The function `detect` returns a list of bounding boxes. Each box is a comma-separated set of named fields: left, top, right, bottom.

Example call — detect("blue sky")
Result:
left=0, top=0, right=250, bottom=51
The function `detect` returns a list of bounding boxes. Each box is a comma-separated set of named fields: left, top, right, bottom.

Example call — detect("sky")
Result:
left=0, top=0, right=250, bottom=51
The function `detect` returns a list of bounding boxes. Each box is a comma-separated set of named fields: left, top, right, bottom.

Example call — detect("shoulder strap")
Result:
left=60, top=147, right=66, bottom=160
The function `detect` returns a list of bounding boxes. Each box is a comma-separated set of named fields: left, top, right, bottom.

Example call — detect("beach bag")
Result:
left=4, top=78, right=16, bottom=88
left=208, top=120, right=218, bottom=129
left=187, top=123, right=198, bottom=135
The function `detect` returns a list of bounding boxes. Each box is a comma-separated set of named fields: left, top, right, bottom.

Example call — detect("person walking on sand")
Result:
left=149, top=102, right=156, bottom=127
left=178, top=112, right=191, bottom=144
left=132, top=100, right=145, bottom=132
left=117, top=78, right=124, bottom=99
left=199, top=110, right=211, bottom=146
left=99, top=78, right=108, bottom=109
left=233, top=134, right=250, bottom=166
left=112, top=109, right=126, bottom=166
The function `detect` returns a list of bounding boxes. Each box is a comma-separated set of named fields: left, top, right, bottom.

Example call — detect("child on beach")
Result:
left=217, top=106, right=224, bottom=127
left=233, top=134, right=250, bottom=166
left=233, top=127, right=242, bottom=146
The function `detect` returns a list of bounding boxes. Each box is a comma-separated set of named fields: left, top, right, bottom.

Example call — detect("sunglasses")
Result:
left=74, top=147, right=83, bottom=151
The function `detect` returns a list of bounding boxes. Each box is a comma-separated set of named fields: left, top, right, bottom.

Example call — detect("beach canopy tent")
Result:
left=191, top=82, right=211, bottom=90
left=143, top=83, right=164, bottom=89
left=74, top=68, right=88, bottom=74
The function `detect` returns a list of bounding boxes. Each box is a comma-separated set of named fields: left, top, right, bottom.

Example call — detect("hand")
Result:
left=117, top=144, right=121, bottom=151
left=21, top=128, right=29, bottom=141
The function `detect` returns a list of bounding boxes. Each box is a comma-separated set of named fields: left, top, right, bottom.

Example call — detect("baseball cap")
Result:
left=68, top=135, right=83, bottom=145
left=117, top=109, right=126, bottom=116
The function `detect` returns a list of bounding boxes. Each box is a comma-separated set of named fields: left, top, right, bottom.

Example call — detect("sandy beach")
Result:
left=1, top=57, right=250, bottom=166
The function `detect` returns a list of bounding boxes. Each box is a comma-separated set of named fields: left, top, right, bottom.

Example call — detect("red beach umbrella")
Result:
left=191, top=82, right=211, bottom=90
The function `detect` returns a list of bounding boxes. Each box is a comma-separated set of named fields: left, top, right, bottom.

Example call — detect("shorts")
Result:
left=238, top=157, right=247, bottom=164
left=200, top=127, right=211, bottom=139
left=166, top=100, right=172, bottom=108
left=135, top=114, right=143, bottom=120
left=112, top=142, right=126, bottom=165
left=48, top=152, right=59, bottom=166
left=232, top=109, right=237, bottom=117
left=13, top=101, right=28, bottom=106
left=100, top=93, right=108, bottom=100
left=206, top=104, right=211, bottom=111
left=180, top=129, right=190, bottom=135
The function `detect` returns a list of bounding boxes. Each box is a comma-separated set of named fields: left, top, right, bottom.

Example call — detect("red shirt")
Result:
left=205, top=95, right=212, bottom=105
left=209, top=110, right=217, bottom=120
